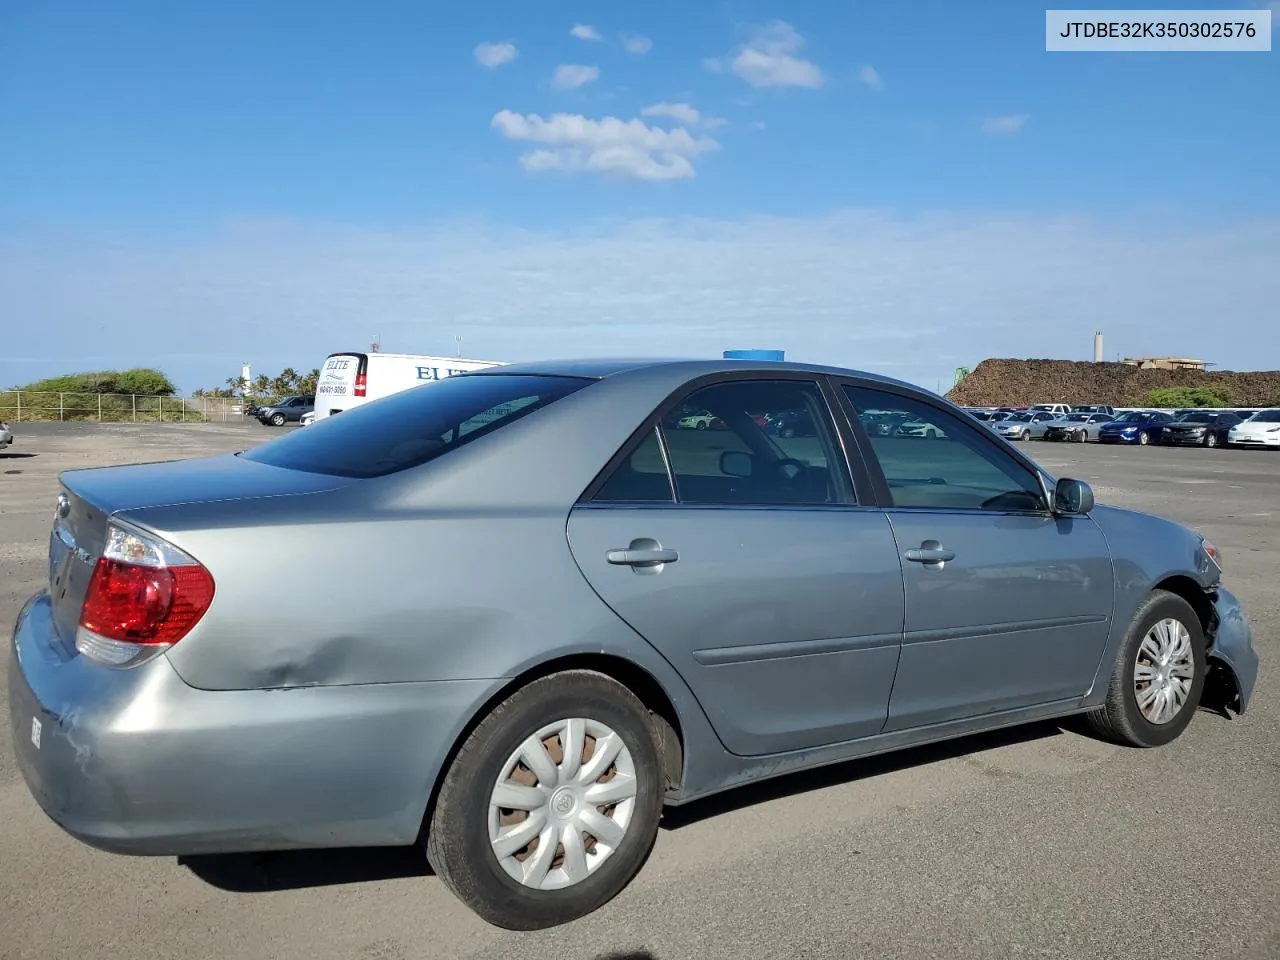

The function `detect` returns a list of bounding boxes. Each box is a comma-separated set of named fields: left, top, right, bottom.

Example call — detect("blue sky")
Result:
left=1, top=0, right=1277, bottom=393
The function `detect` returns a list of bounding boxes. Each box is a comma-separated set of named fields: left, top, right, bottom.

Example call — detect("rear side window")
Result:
left=241, top=374, right=591, bottom=478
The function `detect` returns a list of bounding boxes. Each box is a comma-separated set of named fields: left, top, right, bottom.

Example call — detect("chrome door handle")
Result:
left=905, top=540, right=955, bottom=565
left=607, top=547, right=678, bottom=566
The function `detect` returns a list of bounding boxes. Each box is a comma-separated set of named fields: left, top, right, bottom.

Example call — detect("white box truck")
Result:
left=312, top=351, right=504, bottom=421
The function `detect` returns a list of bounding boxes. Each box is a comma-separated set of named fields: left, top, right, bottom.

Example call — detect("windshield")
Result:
left=1175, top=412, right=1208, bottom=421
left=240, top=373, right=592, bottom=478
left=1247, top=410, right=1280, bottom=423
left=1065, top=414, right=1089, bottom=421
left=1114, top=412, right=1146, bottom=423
left=1005, top=413, right=1032, bottom=422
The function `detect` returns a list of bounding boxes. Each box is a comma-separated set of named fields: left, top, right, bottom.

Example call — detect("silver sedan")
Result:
left=1043, top=412, right=1118, bottom=442
left=993, top=411, right=1059, bottom=441
left=9, top=358, right=1259, bottom=931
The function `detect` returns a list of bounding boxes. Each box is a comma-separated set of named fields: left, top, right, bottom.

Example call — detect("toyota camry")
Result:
left=8, top=358, right=1260, bottom=931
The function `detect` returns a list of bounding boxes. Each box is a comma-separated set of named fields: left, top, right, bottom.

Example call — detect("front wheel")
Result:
left=1204, top=433, right=1217, bottom=448
left=270, top=413, right=286, bottom=426
left=1138, top=431, right=1149, bottom=445
left=1083, top=590, right=1206, bottom=748
left=1021, top=430, right=1031, bottom=441
left=426, top=670, right=665, bottom=930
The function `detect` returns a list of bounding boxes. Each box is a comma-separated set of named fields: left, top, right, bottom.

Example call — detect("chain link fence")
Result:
left=0, top=392, right=246, bottom=424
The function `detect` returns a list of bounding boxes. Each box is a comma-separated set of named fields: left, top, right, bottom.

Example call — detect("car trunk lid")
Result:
left=46, top=453, right=354, bottom=649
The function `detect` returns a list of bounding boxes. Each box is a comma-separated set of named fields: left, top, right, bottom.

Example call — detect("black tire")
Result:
left=426, top=670, right=664, bottom=930
left=1021, top=430, right=1031, bottom=441
left=1083, top=590, right=1207, bottom=748
left=1204, top=433, right=1217, bottom=448
left=1138, top=431, right=1149, bottom=445
left=270, top=413, right=286, bottom=426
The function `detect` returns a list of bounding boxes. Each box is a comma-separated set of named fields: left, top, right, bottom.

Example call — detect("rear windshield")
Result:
left=240, top=373, right=592, bottom=478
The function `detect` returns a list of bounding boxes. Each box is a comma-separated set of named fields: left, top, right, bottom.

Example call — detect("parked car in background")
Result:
left=256, top=395, right=315, bottom=426
left=1071, top=404, right=1115, bottom=416
left=1043, top=412, right=1116, bottom=442
left=1158, top=410, right=1244, bottom=448
left=1098, top=410, right=1175, bottom=445
left=8, top=357, right=1258, bottom=931
left=1028, top=403, right=1071, bottom=417
left=300, top=411, right=316, bottom=427
left=0, top=419, right=12, bottom=449
left=992, top=411, right=1058, bottom=441
left=1227, top=408, right=1280, bottom=449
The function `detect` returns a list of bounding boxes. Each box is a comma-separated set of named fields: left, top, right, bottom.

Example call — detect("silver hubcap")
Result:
left=1134, top=618, right=1195, bottom=724
left=488, top=718, right=638, bottom=891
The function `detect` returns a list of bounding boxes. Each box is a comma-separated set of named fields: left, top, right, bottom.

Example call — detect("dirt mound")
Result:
left=946, top=359, right=1280, bottom=408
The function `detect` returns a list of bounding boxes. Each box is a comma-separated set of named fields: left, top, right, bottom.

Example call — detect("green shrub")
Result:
left=1147, top=386, right=1229, bottom=409
left=14, top=369, right=177, bottom=396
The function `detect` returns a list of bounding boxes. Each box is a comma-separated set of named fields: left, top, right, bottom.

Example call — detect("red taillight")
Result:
left=80, top=557, right=214, bottom=645
left=75, top=521, right=215, bottom=666
left=354, top=373, right=367, bottom=397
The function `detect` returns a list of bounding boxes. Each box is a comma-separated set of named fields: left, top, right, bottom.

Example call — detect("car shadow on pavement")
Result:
left=660, top=719, right=1066, bottom=830
left=0, top=452, right=37, bottom=459
left=180, top=844, right=433, bottom=893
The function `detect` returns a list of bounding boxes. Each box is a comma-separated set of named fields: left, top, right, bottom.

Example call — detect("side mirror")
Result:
left=720, top=450, right=754, bottom=478
left=1054, top=478, right=1095, bottom=515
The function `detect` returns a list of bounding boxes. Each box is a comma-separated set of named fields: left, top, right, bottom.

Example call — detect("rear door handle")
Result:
left=905, top=540, right=955, bottom=565
left=607, top=547, right=678, bottom=566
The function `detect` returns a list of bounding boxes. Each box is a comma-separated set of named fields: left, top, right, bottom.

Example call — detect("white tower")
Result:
left=1093, top=331, right=1104, bottom=363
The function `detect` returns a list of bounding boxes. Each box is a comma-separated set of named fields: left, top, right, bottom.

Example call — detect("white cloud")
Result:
left=491, top=109, right=720, bottom=181
left=474, top=41, right=517, bottom=68
left=981, top=113, right=1029, bottom=135
left=641, top=102, right=702, bottom=125
left=708, top=21, right=823, bottom=88
left=622, top=33, right=653, bottom=54
left=6, top=213, right=1275, bottom=394
left=858, top=65, right=883, bottom=90
left=551, top=64, right=600, bottom=91
left=570, top=24, right=602, bottom=42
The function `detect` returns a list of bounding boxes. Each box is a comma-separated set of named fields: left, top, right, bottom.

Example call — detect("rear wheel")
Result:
left=1083, top=590, right=1206, bottom=748
left=426, top=671, right=665, bottom=930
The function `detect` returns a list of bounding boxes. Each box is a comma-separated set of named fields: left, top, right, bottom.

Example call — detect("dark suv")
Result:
left=256, top=395, right=315, bottom=426
left=1157, top=410, right=1244, bottom=448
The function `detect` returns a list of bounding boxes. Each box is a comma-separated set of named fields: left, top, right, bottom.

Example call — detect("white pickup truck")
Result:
left=1028, top=403, right=1071, bottom=417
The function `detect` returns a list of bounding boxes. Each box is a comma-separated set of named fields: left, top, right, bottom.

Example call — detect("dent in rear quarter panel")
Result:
left=1080, top=504, right=1218, bottom=704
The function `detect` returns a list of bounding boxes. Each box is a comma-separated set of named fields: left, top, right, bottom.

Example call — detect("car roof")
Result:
left=466, top=356, right=922, bottom=391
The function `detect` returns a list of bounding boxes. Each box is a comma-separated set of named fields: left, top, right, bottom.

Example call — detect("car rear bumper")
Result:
left=1208, top=586, right=1259, bottom=714
left=8, top=591, right=497, bottom=856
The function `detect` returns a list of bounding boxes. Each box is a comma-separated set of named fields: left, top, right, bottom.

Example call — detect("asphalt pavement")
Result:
left=1, top=424, right=1277, bottom=960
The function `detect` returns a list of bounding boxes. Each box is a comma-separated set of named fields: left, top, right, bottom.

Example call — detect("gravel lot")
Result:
left=2, top=423, right=1277, bottom=960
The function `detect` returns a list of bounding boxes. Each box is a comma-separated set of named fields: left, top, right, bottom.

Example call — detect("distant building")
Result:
left=1120, top=356, right=1210, bottom=371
